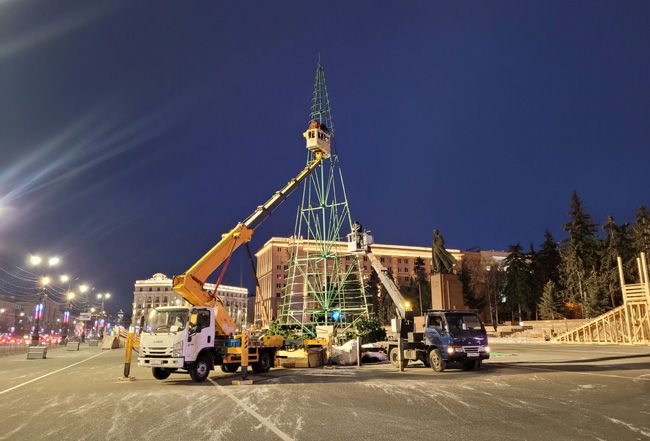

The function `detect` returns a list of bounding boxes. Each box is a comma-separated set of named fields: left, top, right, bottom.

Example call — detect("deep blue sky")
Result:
left=1, top=1, right=648, bottom=313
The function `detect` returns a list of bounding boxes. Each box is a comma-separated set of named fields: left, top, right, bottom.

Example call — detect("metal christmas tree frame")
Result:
left=278, top=61, right=369, bottom=337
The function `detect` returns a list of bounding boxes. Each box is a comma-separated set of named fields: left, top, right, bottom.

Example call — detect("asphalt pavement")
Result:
left=0, top=342, right=648, bottom=441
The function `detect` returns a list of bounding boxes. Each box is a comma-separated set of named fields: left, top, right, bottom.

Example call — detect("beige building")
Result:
left=254, top=237, right=494, bottom=324
left=131, top=273, right=248, bottom=329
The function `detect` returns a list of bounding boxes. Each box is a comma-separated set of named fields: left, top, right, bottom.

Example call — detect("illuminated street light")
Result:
left=90, top=307, right=96, bottom=313
left=60, top=274, right=70, bottom=283
left=79, top=284, right=89, bottom=293
left=96, top=293, right=111, bottom=336
left=28, top=254, right=62, bottom=345
left=62, top=291, right=76, bottom=341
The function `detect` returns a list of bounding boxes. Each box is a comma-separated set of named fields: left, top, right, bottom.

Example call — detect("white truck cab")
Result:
left=138, top=306, right=219, bottom=381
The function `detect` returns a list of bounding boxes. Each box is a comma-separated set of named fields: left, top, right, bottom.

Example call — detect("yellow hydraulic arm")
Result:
left=172, top=152, right=324, bottom=336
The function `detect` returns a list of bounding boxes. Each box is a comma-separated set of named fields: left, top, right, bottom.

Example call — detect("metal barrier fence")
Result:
left=0, top=342, right=63, bottom=357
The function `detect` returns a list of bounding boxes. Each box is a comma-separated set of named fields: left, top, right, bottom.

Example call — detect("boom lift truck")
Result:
left=138, top=120, right=332, bottom=382
left=346, top=230, right=490, bottom=371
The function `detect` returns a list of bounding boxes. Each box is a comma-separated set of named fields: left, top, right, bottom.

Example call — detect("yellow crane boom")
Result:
left=172, top=120, right=330, bottom=335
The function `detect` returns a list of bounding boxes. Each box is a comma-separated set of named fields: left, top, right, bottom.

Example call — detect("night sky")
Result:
left=1, top=1, right=648, bottom=314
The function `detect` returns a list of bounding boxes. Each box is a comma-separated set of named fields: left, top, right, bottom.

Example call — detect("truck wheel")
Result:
left=189, top=356, right=211, bottom=383
left=429, top=349, right=446, bottom=372
left=389, top=347, right=400, bottom=368
left=252, top=351, right=272, bottom=373
left=220, top=363, right=239, bottom=373
left=152, top=367, right=171, bottom=380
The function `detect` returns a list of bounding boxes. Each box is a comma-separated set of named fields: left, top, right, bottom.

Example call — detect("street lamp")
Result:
left=31, top=275, right=50, bottom=345
left=96, top=293, right=111, bottom=336
left=28, top=254, right=60, bottom=345
left=62, top=291, right=75, bottom=342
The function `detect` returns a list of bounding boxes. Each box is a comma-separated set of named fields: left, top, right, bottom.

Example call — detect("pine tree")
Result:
left=535, top=230, right=562, bottom=286
left=413, top=257, right=431, bottom=313
left=559, top=191, right=599, bottom=316
left=537, top=280, right=563, bottom=320
left=458, top=261, right=486, bottom=311
left=584, top=268, right=608, bottom=318
left=376, top=268, right=396, bottom=325
left=632, top=206, right=650, bottom=261
left=600, top=216, right=634, bottom=307
left=503, top=243, right=531, bottom=322
left=366, top=269, right=381, bottom=320
left=563, top=191, right=600, bottom=269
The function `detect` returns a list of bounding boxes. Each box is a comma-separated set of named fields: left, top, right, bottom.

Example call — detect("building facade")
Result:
left=254, top=237, right=507, bottom=325
left=0, top=299, right=16, bottom=333
left=131, top=273, right=248, bottom=329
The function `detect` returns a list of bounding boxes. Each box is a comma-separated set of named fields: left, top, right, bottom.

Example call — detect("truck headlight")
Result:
left=481, top=346, right=490, bottom=353
left=447, top=345, right=464, bottom=354
left=172, top=341, right=183, bottom=358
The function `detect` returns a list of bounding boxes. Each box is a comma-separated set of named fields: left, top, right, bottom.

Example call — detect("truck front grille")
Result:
left=464, top=346, right=479, bottom=354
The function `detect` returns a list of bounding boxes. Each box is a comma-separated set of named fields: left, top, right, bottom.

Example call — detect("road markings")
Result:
left=207, top=378, right=294, bottom=441
left=501, top=363, right=650, bottom=381
left=0, top=351, right=107, bottom=396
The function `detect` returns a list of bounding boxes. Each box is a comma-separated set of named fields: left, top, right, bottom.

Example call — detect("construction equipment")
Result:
left=347, top=229, right=490, bottom=371
left=137, top=120, right=331, bottom=382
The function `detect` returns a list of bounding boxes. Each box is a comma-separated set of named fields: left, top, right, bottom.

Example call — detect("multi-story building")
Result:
left=0, top=299, right=16, bottom=333
left=131, top=273, right=248, bottom=329
left=255, top=237, right=507, bottom=324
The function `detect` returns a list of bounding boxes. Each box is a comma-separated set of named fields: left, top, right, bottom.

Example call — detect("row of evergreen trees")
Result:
left=478, top=192, right=650, bottom=322
left=365, top=192, right=650, bottom=325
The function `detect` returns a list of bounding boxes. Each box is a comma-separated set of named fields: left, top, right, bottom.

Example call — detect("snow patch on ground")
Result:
left=606, top=417, right=650, bottom=438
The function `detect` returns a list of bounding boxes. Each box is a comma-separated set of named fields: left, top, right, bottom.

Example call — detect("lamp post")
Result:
left=28, top=255, right=60, bottom=345
left=96, top=293, right=110, bottom=336
left=31, top=276, right=49, bottom=345
left=62, top=291, right=75, bottom=342
left=78, top=284, right=89, bottom=340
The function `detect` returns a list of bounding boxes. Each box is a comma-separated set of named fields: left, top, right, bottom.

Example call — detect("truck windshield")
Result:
left=445, top=313, right=484, bottom=335
left=147, top=309, right=189, bottom=332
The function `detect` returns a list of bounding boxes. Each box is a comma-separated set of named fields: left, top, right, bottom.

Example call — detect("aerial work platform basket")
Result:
left=303, top=120, right=331, bottom=158
left=346, top=230, right=373, bottom=253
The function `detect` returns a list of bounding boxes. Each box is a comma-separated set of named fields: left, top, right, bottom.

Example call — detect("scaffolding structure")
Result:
left=278, top=61, right=369, bottom=337
left=554, top=252, right=650, bottom=345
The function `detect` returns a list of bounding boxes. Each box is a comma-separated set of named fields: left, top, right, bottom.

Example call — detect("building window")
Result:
left=398, top=259, right=402, bottom=264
